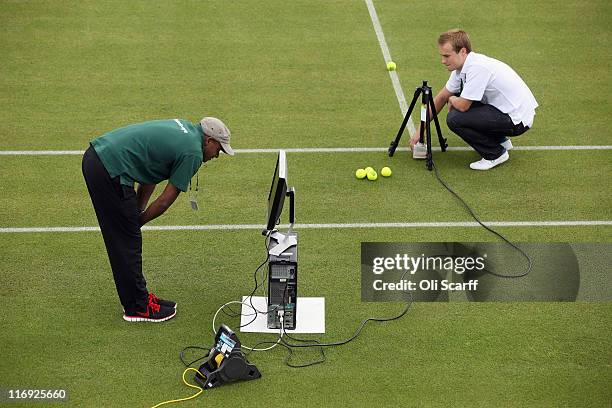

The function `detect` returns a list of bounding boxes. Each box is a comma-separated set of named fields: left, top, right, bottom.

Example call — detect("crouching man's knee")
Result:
left=446, top=109, right=464, bottom=131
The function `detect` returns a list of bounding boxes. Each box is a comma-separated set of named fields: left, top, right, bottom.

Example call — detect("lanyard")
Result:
left=189, top=171, right=199, bottom=211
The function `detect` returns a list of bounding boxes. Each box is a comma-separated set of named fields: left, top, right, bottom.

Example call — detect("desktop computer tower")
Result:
left=267, top=232, right=298, bottom=330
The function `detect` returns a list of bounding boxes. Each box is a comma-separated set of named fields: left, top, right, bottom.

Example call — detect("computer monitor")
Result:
left=266, top=150, right=288, bottom=232
left=264, top=151, right=298, bottom=330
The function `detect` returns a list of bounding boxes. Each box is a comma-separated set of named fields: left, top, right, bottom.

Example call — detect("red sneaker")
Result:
left=148, top=293, right=177, bottom=309
left=123, top=297, right=176, bottom=322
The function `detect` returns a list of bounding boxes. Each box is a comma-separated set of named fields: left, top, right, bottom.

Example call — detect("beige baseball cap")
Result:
left=200, top=117, right=234, bottom=156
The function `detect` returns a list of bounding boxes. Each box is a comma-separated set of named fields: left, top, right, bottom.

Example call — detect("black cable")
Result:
left=277, top=272, right=413, bottom=351
left=222, top=236, right=271, bottom=329
left=250, top=257, right=413, bottom=371
left=245, top=234, right=273, bottom=315
left=180, top=346, right=209, bottom=367
left=243, top=315, right=326, bottom=368
left=247, top=233, right=283, bottom=317
left=185, top=252, right=414, bottom=369
left=279, top=299, right=412, bottom=349
left=431, top=161, right=532, bottom=278
left=272, top=157, right=530, bottom=361
left=218, top=238, right=270, bottom=321
left=273, top=286, right=326, bottom=367
left=243, top=340, right=325, bottom=368
left=281, top=342, right=325, bottom=368
left=281, top=329, right=326, bottom=368
left=179, top=238, right=273, bottom=369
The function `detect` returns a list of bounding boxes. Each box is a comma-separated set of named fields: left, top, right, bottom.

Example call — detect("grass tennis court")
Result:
left=1, top=1, right=611, bottom=407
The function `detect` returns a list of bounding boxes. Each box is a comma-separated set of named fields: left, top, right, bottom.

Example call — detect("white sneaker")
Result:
left=469, top=151, right=509, bottom=170
left=412, top=142, right=427, bottom=159
left=501, top=138, right=513, bottom=151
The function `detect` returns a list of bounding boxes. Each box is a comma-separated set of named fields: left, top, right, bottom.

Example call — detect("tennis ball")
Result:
left=355, top=168, right=367, bottom=179
left=386, top=61, right=397, bottom=71
left=367, top=169, right=378, bottom=181
left=381, top=167, right=392, bottom=177
left=364, top=166, right=375, bottom=174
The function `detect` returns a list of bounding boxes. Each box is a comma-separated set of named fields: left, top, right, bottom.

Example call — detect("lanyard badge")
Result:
left=189, top=172, right=199, bottom=211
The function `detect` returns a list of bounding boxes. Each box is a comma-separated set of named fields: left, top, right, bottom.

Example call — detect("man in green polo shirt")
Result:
left=82, top=117, right=234, bottom=322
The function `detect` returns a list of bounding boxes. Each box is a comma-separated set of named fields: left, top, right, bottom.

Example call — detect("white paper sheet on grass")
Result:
left=240, top=296, right=325, bottom=333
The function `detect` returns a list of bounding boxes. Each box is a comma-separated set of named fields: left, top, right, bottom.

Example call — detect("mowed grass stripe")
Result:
left=0, top=1, right=400, bottom=151
left=1, top=151, right=610, bottom=228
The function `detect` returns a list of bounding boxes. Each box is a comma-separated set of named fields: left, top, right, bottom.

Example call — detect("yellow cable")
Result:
left=150, top=367, right=204, bottom=408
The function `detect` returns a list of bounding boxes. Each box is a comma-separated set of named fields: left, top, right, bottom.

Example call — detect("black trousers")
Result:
left=446, top=102, right=529, bottom=160
left=82, top=145, right=148, bottom=313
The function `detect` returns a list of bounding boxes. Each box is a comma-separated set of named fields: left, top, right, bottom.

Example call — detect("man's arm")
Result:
left=448, top=95, right=472, bottom=112
left=136, top=184, right=156, bottom=212
left=410, top=87, right=454, bottom=146
left=139, top=183, right=181, bottom=226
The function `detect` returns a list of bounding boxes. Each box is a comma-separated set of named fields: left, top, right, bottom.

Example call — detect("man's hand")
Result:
left=410, top=130, right=421, bottom=147
left=408, top=87, right=453, bottom=148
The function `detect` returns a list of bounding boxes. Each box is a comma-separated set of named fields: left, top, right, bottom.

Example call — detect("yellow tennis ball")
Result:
left=367, top=170, right=378, bottom=181
left=355, top=168, right=367, bottom=179
left=386, top=61, right=397, bottom=71
left=381, top=167, right=392, bottom=177
left=364, top=166, right=375, bottom=174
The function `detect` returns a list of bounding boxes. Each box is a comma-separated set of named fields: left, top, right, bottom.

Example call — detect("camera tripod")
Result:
left=388, top=81, right=448, bottom=170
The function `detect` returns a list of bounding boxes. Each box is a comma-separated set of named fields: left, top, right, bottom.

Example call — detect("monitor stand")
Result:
left=268, top=230, right=297, bottom=256
left=267, top=188, right=297, bottom=257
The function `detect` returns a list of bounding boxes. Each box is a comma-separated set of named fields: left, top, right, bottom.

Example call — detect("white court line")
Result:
left=365, top=0, right=415, bottom=136
left=1, top=221, right=611, bottom=233
left=0, top=150, right=87, bottom=155
left=1, top=145, right=612, bottom=156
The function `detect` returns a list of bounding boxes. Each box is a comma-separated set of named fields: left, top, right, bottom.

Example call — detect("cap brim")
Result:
left=220, top=142, right=235, bottom=156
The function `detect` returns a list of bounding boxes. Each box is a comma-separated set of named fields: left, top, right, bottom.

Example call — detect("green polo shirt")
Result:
left=91, top=119, right=203, bottom=192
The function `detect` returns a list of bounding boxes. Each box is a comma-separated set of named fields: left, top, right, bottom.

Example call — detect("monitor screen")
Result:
left=266, top=150, right=287, bottom=231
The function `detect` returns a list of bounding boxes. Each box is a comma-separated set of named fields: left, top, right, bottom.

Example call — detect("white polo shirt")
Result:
left=446, top=52, right=538, bottom=127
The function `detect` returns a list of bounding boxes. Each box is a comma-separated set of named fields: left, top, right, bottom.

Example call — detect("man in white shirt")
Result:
left=411, top=29, right=538, bottom=170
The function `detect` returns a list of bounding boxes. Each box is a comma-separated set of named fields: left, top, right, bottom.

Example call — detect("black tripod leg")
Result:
left=429, top=95, right=447, bottom=152
left=423, top=86, right=434, bottom=170
left=418, top=116, right=426, bottom=144
left=425, top=115, right=433, bottom=170
left=388, top=87, right=421, bottom=157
